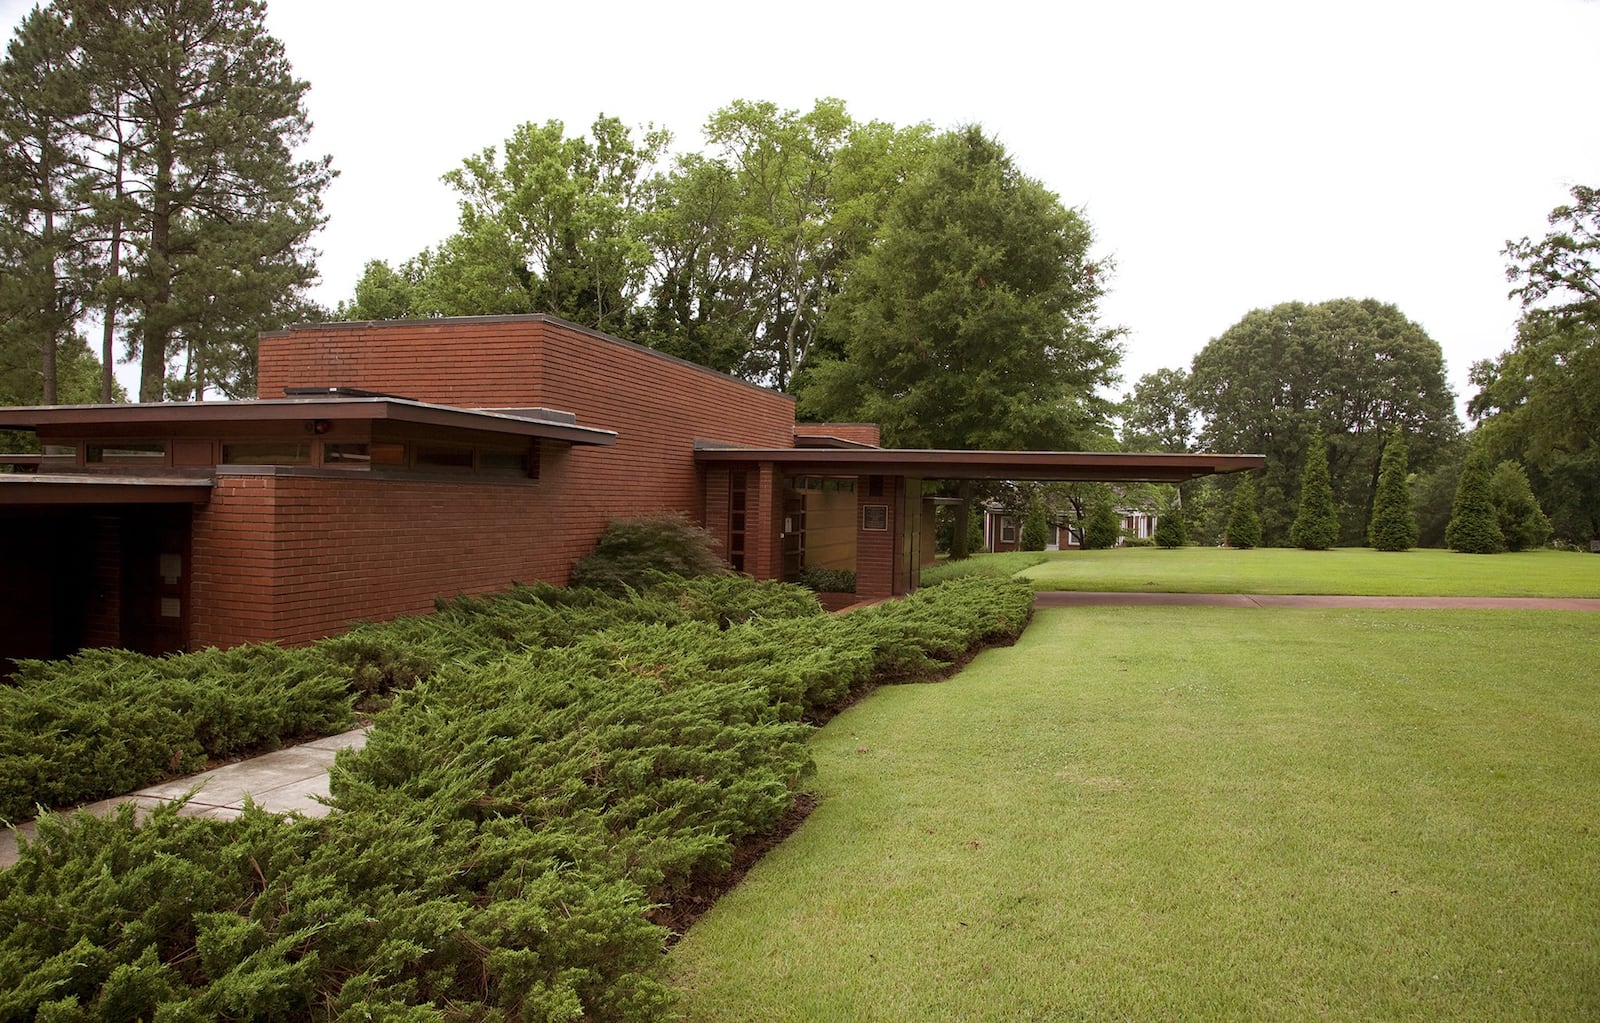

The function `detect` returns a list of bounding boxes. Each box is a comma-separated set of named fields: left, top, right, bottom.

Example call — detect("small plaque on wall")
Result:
left=863, top=504, right=888, bottom=531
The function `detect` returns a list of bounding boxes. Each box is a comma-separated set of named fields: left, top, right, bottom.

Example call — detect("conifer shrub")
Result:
left=1020, top=498, right=1050, bottom=551
left=1488, top=460, right=1553, bottom=551
left=797, top=566, right=858, bottom=594
left=1445, top=446, right=1506, bottom=553
left=1290, top=427, right=1340, bottom=550
left=967, top=505, right=987, bottom=553
left=1154, top=492, right=1188, bottom=548
left=1083, top=500, right=1122, bottom=549
left=0, top=646, right=352, bottom=823
left=569, top=512, right=727, bottom=595
left=1225, top=475, right=1262, bottom=548
left=1368, top=429, right=1419, bottom=551
left=0, top=574, right=1035, bottom=1020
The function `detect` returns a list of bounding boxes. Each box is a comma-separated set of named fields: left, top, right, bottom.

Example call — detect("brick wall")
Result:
left=191, top=468, right=594, bottom=647
left=204, top=317, right=802, bottom=646
left=258, top=318, right=545, bottom=406
left=796, top=423, right=882, bottom=447
left=527, top=319, right=795, bottom=552
left=83, top=513, right=121, bottom=648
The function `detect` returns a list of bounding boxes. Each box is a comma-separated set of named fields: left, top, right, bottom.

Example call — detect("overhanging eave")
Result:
left=693, top=447, right=1266, bottom=483
left=0, top=474, right=214, bottom=506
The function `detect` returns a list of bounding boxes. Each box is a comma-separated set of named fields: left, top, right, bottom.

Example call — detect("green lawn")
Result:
left=669, top=607, right=1600, bottom=1021
left=1013, top=546, right=1600, bottom=597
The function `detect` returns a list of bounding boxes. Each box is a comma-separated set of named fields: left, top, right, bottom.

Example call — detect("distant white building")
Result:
left=981, top=501, right=1157, bottom=552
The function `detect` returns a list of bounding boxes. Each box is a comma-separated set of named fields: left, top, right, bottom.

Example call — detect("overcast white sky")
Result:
left=4, top=0, right=1597, bottom=411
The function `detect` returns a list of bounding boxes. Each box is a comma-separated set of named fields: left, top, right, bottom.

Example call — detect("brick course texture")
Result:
left=205, top=316, right=798, bottom=647
left=795, top=422, right=882, bottom=447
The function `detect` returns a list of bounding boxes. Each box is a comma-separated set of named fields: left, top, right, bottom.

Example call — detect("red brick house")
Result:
left=0, top=315, right=1262, bottom=665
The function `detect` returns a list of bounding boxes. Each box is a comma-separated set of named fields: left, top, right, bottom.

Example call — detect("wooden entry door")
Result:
left=121, top=506, right=191, bottom=656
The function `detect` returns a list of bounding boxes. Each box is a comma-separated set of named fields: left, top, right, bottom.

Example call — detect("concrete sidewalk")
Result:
left=1035, top=591, right=1600, bottom=610
left=0, top=727, right=367, bottom=870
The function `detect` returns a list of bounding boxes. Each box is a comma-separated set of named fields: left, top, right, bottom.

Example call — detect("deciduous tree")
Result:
left=1190, top=298, right=1459, bottom=545
left=1470, top=184, right=1600, bottom=544
left=441, top=115, right=666, bottom=333
left=1119, top=368, right=1194, bottom=453
left=634, top=100, right=931, bottom=387
left=798, top=126, right=1120, bottom=555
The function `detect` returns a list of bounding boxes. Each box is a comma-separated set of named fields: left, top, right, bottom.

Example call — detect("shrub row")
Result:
left=0, top=576, right=822, bottom=825
left=0, top=646, right=353, bottom=824
left=1, top=575, right=1033, bottom=1021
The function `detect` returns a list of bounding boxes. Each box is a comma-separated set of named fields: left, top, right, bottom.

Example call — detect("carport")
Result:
left=0, top=473, right=213, bottom=668
left=694, top=446, right=1266, bottom=601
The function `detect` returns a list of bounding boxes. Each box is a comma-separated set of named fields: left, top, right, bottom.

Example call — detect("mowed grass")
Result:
left=1020, top=546, right=1600, bottom=597
left=669, top=607, right=1600, bottom=1021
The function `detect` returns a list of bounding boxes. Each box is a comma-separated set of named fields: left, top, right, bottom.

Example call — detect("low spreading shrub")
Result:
left=1, top=575, right=1034, bottom=1020
left=0, top=646, right=352, bottom=824
left=568, top=512, right=727, bottom=594
left=797, top=565, right=857, bottom=593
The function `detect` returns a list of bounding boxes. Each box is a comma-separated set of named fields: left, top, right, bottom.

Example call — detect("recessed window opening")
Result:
left=87, top=442, right=166, bottom=464
left=221, top=442, right=311, bottom=465
left=478, top=446, right=533, bottom=477
left=323, top=443, right=372, bottom=467
left=415, top=444, right=475, bottom=471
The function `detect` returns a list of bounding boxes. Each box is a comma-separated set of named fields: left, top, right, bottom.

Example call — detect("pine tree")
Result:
left=1488, top=460, right=1553, bottom=552
left=1368, top=428, right=1418, bottom=551
left=1445, top=446, right=1505, bottom=553
left=0, top=5, right=93, bottom=405
left=1226, top=475, right=1262, bottom=549
left=0, top=0, right=336, bottom=402
left=1290, top=426, right=1339, bottom=549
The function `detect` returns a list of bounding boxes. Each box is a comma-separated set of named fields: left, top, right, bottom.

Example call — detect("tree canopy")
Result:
left=1189, top=298, right=1460, bottom=545
left=796, top=126, right=1120, bottom=450
left=1469, top=184, right=1600, bottom=543
left=1119, top=368, right=1195, bottom=453
left=0, top=0, right=334, bottom=403
left=343, top=100, right=933, bottom=392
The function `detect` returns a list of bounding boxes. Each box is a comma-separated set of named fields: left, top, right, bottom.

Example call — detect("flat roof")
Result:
left=0, top=396, right=617, bottom=446
left=0, top=473, right=214, bottom=506
left=694, top=447, right=1266, bottom=483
